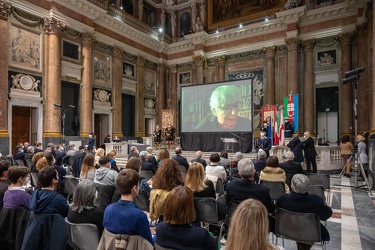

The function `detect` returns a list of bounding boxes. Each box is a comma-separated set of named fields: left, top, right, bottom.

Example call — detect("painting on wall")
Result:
left=123, top=61, right=136, bottom=78
left=144, top=68, right=156, bottom=96
left=179, top=72, right=191, bottom=85
left=9, top=24, right=42, bottom=72
left=317, top=50, right=337, bottom=66
left=208, top=0, right=286, bottom=30
left=93, top=52, right=111, bottom=86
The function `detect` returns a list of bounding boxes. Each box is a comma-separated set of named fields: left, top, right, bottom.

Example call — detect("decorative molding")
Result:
left=302, top=39, right=316, bottom=52
left=285, top=37, right=301, bottom=51
left=338, top=32, right=353, bottom=46
left=0, top=1, right=11, bottom=20
left=10, top=74, right=40, bottom=93
left=214, top=55, right=227, bottom=65
left=112, top=45, right=123, bottom=58
left=263, top=46, right=277, bottom=58
left=81, top=32, right=96, bottom=45
left=275, top=6, right=307, bottom=25
left=93, top=89, right=111, bottom=103
left=43, top=17, right=66, bottom=34
left=193, top=55, right=206, bottom=67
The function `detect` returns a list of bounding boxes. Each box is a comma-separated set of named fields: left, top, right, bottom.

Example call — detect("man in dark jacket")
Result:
left=172, top=147, right=189, bottom=172
left=276, top=174, right=332, bottom=250
left=279, top=151, right=303, bottom=187
left=191, top=150, right=207, bottom=167
left=139, top=151, right=157, bottom=174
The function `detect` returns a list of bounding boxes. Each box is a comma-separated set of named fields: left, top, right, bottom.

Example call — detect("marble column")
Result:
left=302, top=39, right=316, bottom=135
left=355, top=24, right=369, bottom=135
left=136, top=56, right=145, bottom=137
left=80, top=32, right=95, bottom=137
left=0, top=1, right=11, bottom=140
left=157, top=63, right=166, bottom=126
left=43, top=17, right=66, bottom=138
left=193, top=55, right=206, bottom=84
left=170, top=65, right=178, bottom=130
left=263, top=46, right=276, bottom=105
left=371, top=3, right=375, bottom=136
left=112, top=46, right=123, bottom=138
left=285, top=37, right=300, bottom=95
left=339, top=32, right=354, bottom=136
left=214, top=55, right=227, bottom=82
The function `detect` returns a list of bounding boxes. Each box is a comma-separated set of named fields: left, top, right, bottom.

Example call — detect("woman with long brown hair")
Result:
left=80, top=154, right=96, bottom=181
left=156, top=149, right=170, bottom=166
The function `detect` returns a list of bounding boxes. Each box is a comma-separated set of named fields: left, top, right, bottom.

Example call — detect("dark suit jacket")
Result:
left=141, top=160, right=157, bottom=174
left=172, top=155, right=189, bottom=171
left=252, top=159, right=267, bottom=172
left=148, top=155, right=158, bottom=170
left=255, top=137, right=272, bottom=157
left=287, top=137, right=304, bottom=162
left=191, top=158, right=207, bottom=167
left=279, top=160, right=303, bottom=187
left=276, top=191, right=332, bottom=241
left=302, top=137, right=317, bottom=158
left=226, top=179, right=275, bottom=213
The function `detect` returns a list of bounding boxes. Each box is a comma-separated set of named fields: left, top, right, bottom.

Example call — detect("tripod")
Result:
left=331, top=69, right=372, bottom=194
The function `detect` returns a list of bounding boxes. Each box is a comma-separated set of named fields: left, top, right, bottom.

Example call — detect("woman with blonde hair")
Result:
left=226, top=199, right=281, bottom=250
left=94, top=148, right=105, bottom=167
left=107, top=149, right=120, bottom=172
left=80, top=154, right=96, bottom=180
left=340, top=135, right=353, bottom=178
left=357, top=134, right=368, bottom=178
left=259, top=156, right=290, bottom=193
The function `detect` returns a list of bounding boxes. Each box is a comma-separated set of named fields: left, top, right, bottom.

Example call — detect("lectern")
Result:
left=220, top=138, right=238, bottom=153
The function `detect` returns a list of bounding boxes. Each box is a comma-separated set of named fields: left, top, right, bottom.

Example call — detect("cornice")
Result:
left=275, top=5, right=307, bottom=25
left=49, top=0, right=107, bottom=20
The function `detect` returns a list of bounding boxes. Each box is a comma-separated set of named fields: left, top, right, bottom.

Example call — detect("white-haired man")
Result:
left=279, top=151, right=303, bottom=187
left=191, top=150, right=207, bottom=167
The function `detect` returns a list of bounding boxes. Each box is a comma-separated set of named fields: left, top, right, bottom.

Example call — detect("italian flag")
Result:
left=274, top=108, right=285, bottom=146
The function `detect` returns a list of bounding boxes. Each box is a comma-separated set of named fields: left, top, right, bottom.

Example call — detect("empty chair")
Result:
left=15, top=159, right=26, bottom=166
left=308, top=185, right=326, bottom=203
left=140, top=170, right=153, bottom=181
left=260, top=180, right=286, bottom=201
left=26, top=159, right=34, bottom=168
left=275, top=208, right=327, bottom=249
left=5, top=155, right=15, bottom=165
left=308, top=174, right=330, bottom=201
left=134, top=194, right=149, bottom=212
left=65, top=218, right=100, bottom=250
left=30, top=173, right=39, bottom=187
left=194, top=197, right=226, bottom=240
left=64, top=176, right=80, bottom=203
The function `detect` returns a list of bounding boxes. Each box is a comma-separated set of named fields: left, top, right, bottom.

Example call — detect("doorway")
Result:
left=12, top=106, right=31, bottom=150
left=94, top=113, right=109, bottom=148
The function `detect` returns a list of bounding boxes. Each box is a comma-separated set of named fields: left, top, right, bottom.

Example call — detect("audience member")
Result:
left=276, top=174, right=332, bottom=250
left=3, top=166, right=31, bottom=209
left=149, top=159, right=184, bottom=221
left=140, top=151, right=157, bottom=174
left=25, top=146, right=35, bottom=162
left=146, top=147, right=158, bottom=170
left=226, top=199, right=281, bottom=250
left=226, top=159, right=274, bottom=213
left=0, top=160, right=11, bottom=209
left=256, top=130, right=272, bottom=157
left=253, top=149, right=267, bottom=172
left=156, top=149, right=170, bottom=166
left=128, top=146, right=139, bottom=160
left=87, top=132, right=96, bottom=152
left=259, top=156, right=290, bottom=193
left=54, top=145, right=66, bottom=166
left=103, top=169, right=153, bottom=244
left=14, top=145, right=26, bottom=166
left=94, top=156, right=118, bottom=186
left=30, top=152, right=44, bottom=173
left=229, top=151, right=244, bottom=179
left=191, top=150, right=207, bottom=167
left=80, top=154, right=97, bottom=181
left=287, top=134, right=304, bottom=163
left=219, top=151, right=231, bottom=172
left=34, top=142, right=43, bottom=153
left=171, top=147, right=189, bottom=172
left=107, top=150, right=120, bottom=172
left=94, top=148, right=105, bottom=167
left=156, top=186, right=218, bottom=250
left=206, top=153, right=226, bottom=183
left=279, top=151, right=303, bottom=188
left=72, top=146, right=86, bottom=177
left=67, top=180, right=104, bottom=234
left=36, top=153, right=66, bottom=194
left=66, top=144, right=76, bottom=156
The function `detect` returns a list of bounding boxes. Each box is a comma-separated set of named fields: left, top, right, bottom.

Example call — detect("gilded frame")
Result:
left=208, top=0, right=286, bottom=30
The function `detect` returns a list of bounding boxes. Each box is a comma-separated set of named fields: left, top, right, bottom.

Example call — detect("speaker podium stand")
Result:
left=220, top=138, right=238, bottom=153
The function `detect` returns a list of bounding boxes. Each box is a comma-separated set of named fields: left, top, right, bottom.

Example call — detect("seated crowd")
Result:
left=0, top=142, right=332, bottom=250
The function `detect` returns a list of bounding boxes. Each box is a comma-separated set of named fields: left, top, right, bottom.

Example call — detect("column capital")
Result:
left=43, top=17, right=66, bottom=34
left=112, top=45, right=123, bottom=58
left=137, top=56, right=144, bottom=66
left=214, top=55, right=227, bottom=65
left=81, top=32, right=96, bottom=45
left=169, top=64, right=178, bottom=73
left=285, top=37, right=300, bottom=51
left=355, top=23, right=367, bottom=35
left=193, top=55, right=206, bottom=67
left=263, top=45, right=276, bottom=58
left=302, top=39, right=316, bottom=52
left=0, top=1, right=11, bottom=20
left=338, top=32, right=353, bottom=46
left=157, top=63, right=167, bottom=72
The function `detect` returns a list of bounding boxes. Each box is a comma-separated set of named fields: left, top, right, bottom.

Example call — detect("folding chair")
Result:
left=308, top=185, right=326, bottom=204
left=30, top=172, right=39, bottom=187
left=65, top=218, right=100, bottom=250
left=308, top=174, right=331, bottom=202
left=140, top=170, right=153, bottom=181
left=26, top=159, right=34, bottom=168
left=194, top=197, right=226, bottom=240
left=260, top=180, right=286, bottom=201
left=275, top=208, right=327, bottom=250
left=15, top=159, right=26, bottom=166
left=64, top=176, right=80, bottom=204
left=215, top=178, right=224, bottom=195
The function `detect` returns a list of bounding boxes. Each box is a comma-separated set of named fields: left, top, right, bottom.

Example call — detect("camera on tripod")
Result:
left=342, top=67, right=365, bottom=85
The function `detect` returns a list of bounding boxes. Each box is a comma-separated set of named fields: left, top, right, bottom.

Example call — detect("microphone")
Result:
left=344, top=67, right=365, bottom=78
left=69, top=105, right=76, bottom=109
left=53, top=103, right=61, bottom=108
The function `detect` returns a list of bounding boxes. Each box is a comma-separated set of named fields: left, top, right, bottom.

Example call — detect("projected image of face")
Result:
left=211, top=85, right=242, bottom=129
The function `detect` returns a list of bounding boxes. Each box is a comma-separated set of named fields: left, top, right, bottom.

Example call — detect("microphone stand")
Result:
left=230, top=132, right=246, bottom=152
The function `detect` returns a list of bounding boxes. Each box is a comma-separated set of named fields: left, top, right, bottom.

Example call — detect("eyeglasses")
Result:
left=219, top=102, right=242, bottom=114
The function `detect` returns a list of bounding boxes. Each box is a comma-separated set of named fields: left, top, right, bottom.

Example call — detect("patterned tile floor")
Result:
left=222, top=174, right=375, bottom=249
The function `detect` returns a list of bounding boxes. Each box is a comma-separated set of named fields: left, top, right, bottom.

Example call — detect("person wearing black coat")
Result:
left=287, top=134, right=304, bottom=163
left=302, top=131, right=317, bottom=174
left=276, top=174, right=332, bottom=249
left=171, top=147, right=189, bottom=172
left=279, top=151, right=303, bottom=187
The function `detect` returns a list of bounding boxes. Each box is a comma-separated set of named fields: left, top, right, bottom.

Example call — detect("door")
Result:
left=94, top=113, right=109, bottom=148
left=12, top=106, right=31, bottom=150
